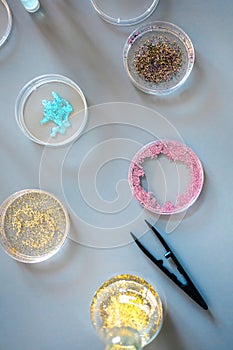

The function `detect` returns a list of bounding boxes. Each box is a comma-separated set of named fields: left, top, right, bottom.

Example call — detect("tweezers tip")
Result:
left=144, top=219, right=152, bottom=227
left=202, top=302, right=209, bottom=311
left=130, top=232, right=137, bottom=241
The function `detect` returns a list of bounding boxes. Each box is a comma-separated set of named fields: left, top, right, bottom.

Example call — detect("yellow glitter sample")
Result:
left=0, top=190, right=69, bottom=263
left=90, top=274, right=163, bottom=347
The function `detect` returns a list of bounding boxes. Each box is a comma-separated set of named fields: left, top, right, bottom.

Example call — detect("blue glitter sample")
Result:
left=41, top=92, right=73, bottom=137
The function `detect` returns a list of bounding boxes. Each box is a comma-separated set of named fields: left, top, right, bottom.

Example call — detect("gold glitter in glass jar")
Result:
left=90, top=274, right=163, bottom=348
left=0, top=189, right=69, bottom=263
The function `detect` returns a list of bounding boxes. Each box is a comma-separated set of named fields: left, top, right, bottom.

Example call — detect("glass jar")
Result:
left=90, top=274, right=163, bottom=349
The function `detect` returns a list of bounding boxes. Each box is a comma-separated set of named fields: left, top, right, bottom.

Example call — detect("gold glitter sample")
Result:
left=0, top=190, right=69, bottom=263
left=90, top=274, right=163, bottom=347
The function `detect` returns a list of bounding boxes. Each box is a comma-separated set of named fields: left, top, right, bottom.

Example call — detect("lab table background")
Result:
left=0, top=1, right=233, bottom=350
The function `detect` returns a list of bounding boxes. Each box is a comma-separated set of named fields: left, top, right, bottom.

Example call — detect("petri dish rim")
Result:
left=123, top=21, right=195, bottom=95
left=91, top=0, right=160, bottom=26
left=15, top=74, right=88, bottom=147
left=0, top=0, right=12, bottom=48
left=0, top=189, right=70, bottom=263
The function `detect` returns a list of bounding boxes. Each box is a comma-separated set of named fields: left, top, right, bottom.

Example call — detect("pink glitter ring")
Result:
left=128, top=140, right=204, bottom=214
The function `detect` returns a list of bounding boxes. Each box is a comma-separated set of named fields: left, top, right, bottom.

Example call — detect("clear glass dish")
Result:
left=0, top=0, right=12, bottom=48
left=15, top=74, right=88, bottom=147
left=91, top=0, right=159, bottom=26
left=128, top=140, right=204, bottom=214
left=90, top=274, right=163, bottom=348
left=123, top=21, right=195, bottom=95
left=0, top=189, right=70, bottom=263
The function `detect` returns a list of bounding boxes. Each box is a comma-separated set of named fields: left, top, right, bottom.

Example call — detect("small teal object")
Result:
left=41, top=92, right=73, bottom=137
left=19, top=0, right=40, bottom=13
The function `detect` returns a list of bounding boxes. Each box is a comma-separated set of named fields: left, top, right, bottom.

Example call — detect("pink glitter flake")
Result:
left=128, top=140, right=204, bottom=214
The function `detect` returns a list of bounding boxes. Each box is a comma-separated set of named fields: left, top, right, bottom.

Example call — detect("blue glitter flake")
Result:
left=40, top=92, right=73, bottom=137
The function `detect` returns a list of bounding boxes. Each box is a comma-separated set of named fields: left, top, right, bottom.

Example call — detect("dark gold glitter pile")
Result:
left=134, top=35, right=183, bottom=84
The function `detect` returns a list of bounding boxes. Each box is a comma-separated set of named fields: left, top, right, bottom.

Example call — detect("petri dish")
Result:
left=15, top=74, right=88, bottom=147
left=123, top=21, right=195, bottom=95
left=0, top=189, right=70, bottom=263
left=128, top=140, right=204, bottom=214
left=91, top=0, right=159, bottom=26
left=0, top=0, right=12, bottom=48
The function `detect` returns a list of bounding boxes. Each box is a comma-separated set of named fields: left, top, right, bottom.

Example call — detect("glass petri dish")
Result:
left=91, top=0, right=159, bottom=26
left=0, top=0, right=12, bottom=48
left=0, top=189, right=70, bottom=263
left=123, top=21, right=195, bottom=95
left=15, top=74, right=88, bottom=147
left=128, top=140, right=204, bottom=215
left=90, top=274, right=163, bottom=347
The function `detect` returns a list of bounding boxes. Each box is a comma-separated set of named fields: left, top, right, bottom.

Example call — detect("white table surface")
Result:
left=0, top=1, right=233, bottom=349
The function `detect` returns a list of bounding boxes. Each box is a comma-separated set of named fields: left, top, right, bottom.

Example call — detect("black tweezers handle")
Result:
left=131, top=220, right=208, bottom=310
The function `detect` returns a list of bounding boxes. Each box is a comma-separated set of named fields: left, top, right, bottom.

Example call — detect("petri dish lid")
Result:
left=0, top=0, right=12, bottom=48
left=91, top=0, right=160, bottom=26
left=128, top=140, right=204, bottom=215
left=0, top=189, right=70, bottom=263
left=15, top=74, right=88, bottom=147
left=123, top=21, right=195, bottom=95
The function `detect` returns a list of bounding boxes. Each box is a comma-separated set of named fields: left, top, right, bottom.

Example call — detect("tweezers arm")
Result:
left=130, top=232, right=184, bottom=288
left=145, top=220, right=202, bottom=288
left=142, top=221, right=208, bottom=310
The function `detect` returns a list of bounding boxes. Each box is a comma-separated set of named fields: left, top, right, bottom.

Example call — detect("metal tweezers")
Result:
left=130, top=219, right=208, bottom=310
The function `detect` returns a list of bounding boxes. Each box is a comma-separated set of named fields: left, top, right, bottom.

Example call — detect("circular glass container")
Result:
left=0, top=0, right=12, bottom=48
left=91, top=0, right=159, bottom=26
left=90, top=274, right=163, bottom=347
left=0, top=189, right=70, bottom=263
left=15, top=74, right=88, bottom=147
left=123, top=21, right=195, bottom=95
left=128, top=140, right=204, bottom=215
